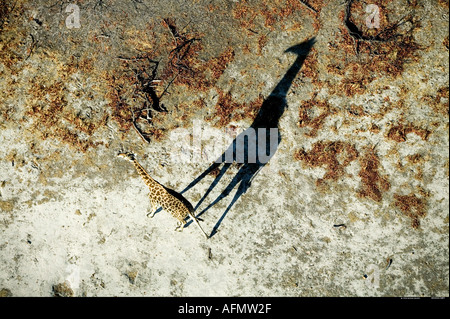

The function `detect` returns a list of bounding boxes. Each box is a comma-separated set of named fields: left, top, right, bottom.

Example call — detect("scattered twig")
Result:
left=159, top=71, right=178, bottom=99
left=93, top=0, right=107, bottom=11
left=208, top=248, right=212, bottom=260
left=130, top=108, right=150, bottom=143
left=114, top=18, right=200, bottom=144
left=132, top=118, right=150, bottom=144
left=25, top=34, right=37, bottom=60
left=163, top=18, right=200, bottom=79
left=385, top=258, right=393, bottom=270
left=117, top=55, right=150, bottom=62
left=299, top=0, right=318, bottom=14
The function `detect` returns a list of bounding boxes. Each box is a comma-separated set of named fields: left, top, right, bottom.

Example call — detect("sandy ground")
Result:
left=0, top=0, right=448, bottom=297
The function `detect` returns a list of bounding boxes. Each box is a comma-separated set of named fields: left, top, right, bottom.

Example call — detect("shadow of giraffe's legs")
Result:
left=181, top=139, right=238, bottom=196
left=206, top=164, right=262, bottom=237
left=180, top=161, right=221, bottom=195
left=198, top=163, right=261, bottom=215
left=192, top=162, right=232, bottom=211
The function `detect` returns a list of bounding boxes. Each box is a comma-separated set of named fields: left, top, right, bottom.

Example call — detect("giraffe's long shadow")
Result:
left=182, top=38, right=315, bottom=237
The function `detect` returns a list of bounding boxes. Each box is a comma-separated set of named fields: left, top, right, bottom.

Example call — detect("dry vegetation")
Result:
left=294, top=141, right=359, bottom=186
left=387, top=123, right=430, bottom=143
left=207, top=90, right=264, bottom=128
left=297, top=96, right=334, bottom=137
left=394, top=193, right=427, bottom=229
left=358, top=147, right=390, bottom=202
left=104, top=18, right=238, bottom=142
left=326, top=0, right=422, bottom=96
left=291, top=0, right=440, bottom=229
left=0, top=1, right=28, bottom=71
left=24, top=70, right=108, bottom=153
left=232, top=0, right=324, bottom=31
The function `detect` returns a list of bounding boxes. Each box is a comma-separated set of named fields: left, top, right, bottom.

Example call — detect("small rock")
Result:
left=0, top=288, right=12, bottom=297
left=125, top=270, right=138, bottom=284
left=52, top=282, right=74, bottom=297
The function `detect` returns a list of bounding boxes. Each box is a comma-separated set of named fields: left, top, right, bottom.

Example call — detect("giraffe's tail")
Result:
left=188, top=211, right=210, bottom=239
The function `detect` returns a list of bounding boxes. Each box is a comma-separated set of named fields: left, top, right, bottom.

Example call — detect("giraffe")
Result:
left=118, top=152, right=209, bottom=239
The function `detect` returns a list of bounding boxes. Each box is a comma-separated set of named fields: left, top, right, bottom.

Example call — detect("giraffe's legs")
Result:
left=147, top=200, right=158, bottom=218
left=174, top=220, right=186, bottom=232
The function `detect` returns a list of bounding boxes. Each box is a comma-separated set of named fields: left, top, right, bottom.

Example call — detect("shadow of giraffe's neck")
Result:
left=250, top=39, right=314, bottom=130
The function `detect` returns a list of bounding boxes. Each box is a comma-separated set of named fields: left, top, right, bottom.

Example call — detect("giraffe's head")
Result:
left=117, top=151, right=136, bottom=162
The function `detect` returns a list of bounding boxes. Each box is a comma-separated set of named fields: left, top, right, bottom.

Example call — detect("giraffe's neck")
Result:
left=131, top=159, right=160, bottom=191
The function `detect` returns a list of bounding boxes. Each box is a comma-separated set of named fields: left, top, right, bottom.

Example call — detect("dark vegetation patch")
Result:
left=105, top=18, right=236, bottom=142
left=387, top=123, right=430, bottom=142
left=299, top=47, right=320, bottom=86
left=232, top=0, right=324, bottom=32
left=297, top=96, right=334, bottom=137
left=326, top=0, right=421, bottom=96
left=0, top=1, right=28, bottom=71
left=0, top=0, right=10, bottom=31
left=438, top=0, right=449, bottom=9
left=358, top=147, right=390, bottom=202
left=207, top=90, right=264, bottom=128
left=294, top=141, right=359, bottom=186
left=25, top=80, right=107, bottom=153
left=257, top=34, right=268, bottom=55
left=406, top=153, right=423, bottom=165
left=294, top=144, right=392, bottom=203
left=394, top=193, right=427, bottom=229
left=422, top=86, right=449, bottom=115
